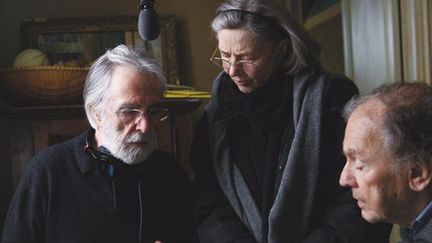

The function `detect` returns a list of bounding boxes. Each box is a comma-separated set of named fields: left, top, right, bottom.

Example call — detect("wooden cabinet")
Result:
left=0, top=99, right=201, bottom=184
left=0, top=99, right=201, bottom=229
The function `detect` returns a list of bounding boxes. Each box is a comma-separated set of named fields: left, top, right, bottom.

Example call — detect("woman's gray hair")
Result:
left=343, top=82, right=432, bottom=166
left=211, top=0, right=320, bottom=74
left=83, top=44, right=167, bottom=128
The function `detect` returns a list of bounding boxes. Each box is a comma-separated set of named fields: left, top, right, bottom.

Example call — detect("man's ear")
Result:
left=408, top=161, right=432, bottom=192
left=91, top=106, right=102, bottom=128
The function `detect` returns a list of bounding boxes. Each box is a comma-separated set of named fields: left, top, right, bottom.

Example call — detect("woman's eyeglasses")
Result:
left=209, top=47, right=257, bottom=71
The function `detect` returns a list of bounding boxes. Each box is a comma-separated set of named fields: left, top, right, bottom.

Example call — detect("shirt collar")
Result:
left=412, top=201, right=432, bottom=234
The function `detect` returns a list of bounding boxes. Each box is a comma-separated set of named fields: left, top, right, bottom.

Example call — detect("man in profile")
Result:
left=339, top=81, right=432, bottom=242
left=2, top=44, right=196, bottom=243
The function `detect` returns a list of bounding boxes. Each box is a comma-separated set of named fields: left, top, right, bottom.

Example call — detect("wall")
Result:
left=0, top=0, right=220, bottom=92
left=308, top=12, right=345, bottom=75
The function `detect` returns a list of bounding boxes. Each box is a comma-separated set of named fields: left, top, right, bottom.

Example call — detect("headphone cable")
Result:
left=138, top=178, right=143, bottom=243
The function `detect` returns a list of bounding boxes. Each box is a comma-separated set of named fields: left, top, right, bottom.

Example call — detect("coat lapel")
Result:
left=415, top=219, right=432, bottom=242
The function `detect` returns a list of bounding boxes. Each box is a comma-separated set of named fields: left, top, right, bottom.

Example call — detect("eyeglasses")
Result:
left=209, top=47, right=257, bottom=71
left=115, top=106, right=169, bottom=124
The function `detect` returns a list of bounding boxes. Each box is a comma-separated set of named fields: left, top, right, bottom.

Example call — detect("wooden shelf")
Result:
left=0, top=98, right=201, bottom=119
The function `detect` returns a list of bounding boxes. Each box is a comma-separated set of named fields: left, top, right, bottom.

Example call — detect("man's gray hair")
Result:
left=343, top=81, right=432, bottom=165
left=211, top=0, right=320, bottom=74
left=83, top=44, right=167, bottom=128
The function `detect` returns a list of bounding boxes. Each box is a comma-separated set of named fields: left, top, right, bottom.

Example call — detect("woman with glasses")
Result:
left=191, top=0, right=392, bottom=242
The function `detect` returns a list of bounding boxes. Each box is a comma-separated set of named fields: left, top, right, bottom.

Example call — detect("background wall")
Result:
left=0, top=0, right=348, bottom=96
left=308, top=13, right=345, bottom=75
left=0, top=0, right=221, bottom=92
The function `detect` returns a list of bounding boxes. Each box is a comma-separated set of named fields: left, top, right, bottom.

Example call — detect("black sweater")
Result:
left=2, top=130, right=196, bottom=243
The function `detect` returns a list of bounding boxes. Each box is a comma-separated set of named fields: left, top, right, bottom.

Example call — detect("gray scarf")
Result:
left=209, top=71, right=327, bottom=243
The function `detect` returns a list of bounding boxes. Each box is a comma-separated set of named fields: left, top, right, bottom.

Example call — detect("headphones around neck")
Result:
left=83, top=130, right=148, bottom=243
left=84, top=130, right=120, bottom=178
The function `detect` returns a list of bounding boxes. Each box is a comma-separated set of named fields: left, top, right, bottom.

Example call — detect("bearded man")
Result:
left=1, top=45, right=196, bottom=243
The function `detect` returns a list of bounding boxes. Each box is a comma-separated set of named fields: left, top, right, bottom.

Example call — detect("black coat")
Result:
left=2, top=130, right=196, bottom=243
left=192, top=70, right=392, bottom=243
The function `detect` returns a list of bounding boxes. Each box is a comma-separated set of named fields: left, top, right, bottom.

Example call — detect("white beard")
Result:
left=99, top=124, right=157, bottom=165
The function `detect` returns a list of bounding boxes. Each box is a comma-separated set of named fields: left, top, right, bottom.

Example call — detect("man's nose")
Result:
left=228, top=61, right=241, bottom=76
left=339, top=163, right=357, bottom=188
left=135, top=115, right=151, bottom=133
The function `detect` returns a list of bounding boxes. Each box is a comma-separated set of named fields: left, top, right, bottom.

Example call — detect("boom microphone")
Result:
left=138, top=0, right=160, bottom=41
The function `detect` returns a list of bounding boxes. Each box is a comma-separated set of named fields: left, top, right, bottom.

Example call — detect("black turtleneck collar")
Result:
left=215, top=71, right=293, bottom=135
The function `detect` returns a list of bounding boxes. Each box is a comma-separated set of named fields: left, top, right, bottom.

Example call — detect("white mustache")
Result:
left=125, top=133, right=150, bottom=143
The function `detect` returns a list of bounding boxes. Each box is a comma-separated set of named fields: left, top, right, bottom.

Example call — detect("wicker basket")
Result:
left=0, top=66, right=89, bottom=106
